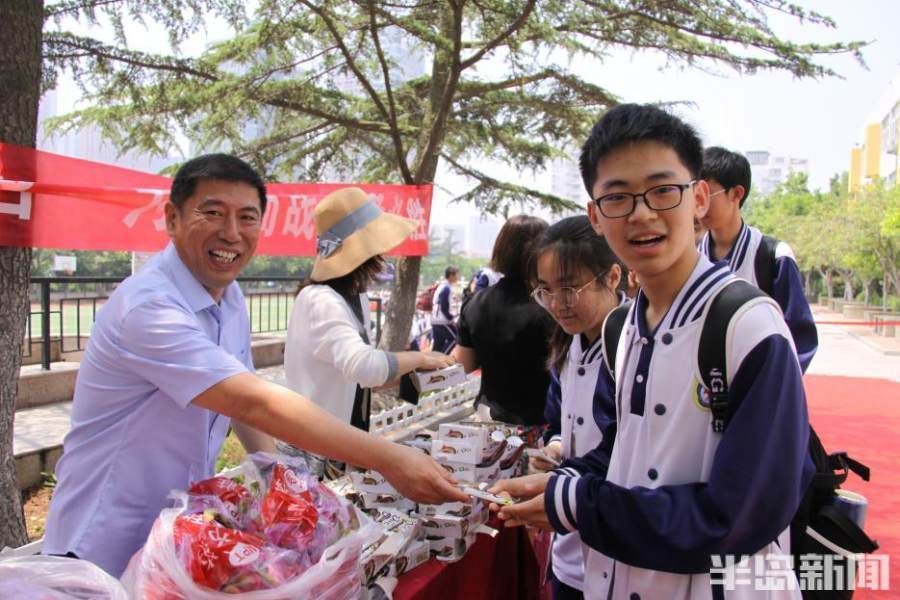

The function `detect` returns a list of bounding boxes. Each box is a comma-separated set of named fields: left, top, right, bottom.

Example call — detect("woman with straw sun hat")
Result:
left=283, top=188, right=455, bottom=462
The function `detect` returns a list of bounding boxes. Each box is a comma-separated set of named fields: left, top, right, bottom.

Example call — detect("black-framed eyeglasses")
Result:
left=531, top=274, right=601, bottom=310
left=593, top=181, right=696, bottom=218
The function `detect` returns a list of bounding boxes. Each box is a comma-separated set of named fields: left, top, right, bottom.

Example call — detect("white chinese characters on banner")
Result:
left=281, top=194, right=318, bottom=239
left=123, top=190, right=168, bottom=231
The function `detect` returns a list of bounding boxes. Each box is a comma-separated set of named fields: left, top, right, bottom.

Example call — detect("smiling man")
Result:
left=43, top=154, right=467, bottom=576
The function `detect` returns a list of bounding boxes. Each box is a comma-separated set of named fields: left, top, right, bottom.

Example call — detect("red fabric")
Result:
left=395, top=517, right=549, bottom=600
left=804, top=374, right=899, bottom=599
left=0, top=143, right=431, bottom=256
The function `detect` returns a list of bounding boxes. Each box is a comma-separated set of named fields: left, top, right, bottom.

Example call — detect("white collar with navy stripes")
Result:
left=700, top=220, right=751, bottom=272
left=630, top=254, right=733, bottom=337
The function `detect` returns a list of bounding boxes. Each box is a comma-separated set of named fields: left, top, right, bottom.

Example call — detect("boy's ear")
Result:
left=729, top=185, right=746, bottom=207
left=692, top=179, right=710, bottom=220
left=606, top=263, right=622, bottom=290
left=587, top=202, right=604, bottom=235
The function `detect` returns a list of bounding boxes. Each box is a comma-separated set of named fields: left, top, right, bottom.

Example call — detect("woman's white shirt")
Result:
left=284, top=285, right=391, bottom=423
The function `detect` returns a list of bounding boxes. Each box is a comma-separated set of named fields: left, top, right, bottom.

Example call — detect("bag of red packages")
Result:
left=122, top=452, right=379, bottom=600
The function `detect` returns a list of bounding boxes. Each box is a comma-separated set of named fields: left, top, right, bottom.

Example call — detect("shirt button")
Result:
left=662, top=332, right=673, bottom=345
left=648, top=469, right=658, bottom=481
left=640, top=337, right=649, bottom=345
left=654, top=404, right=666, bottom=415
left=603, top=571, right=609, bottom=578
left=630, top=594, right=641, bottom=600
left=577, top=417, right=584, bottom=425
left=635, top=374, right=644, bottom=383
left=577, top=367, right=585, bottom=376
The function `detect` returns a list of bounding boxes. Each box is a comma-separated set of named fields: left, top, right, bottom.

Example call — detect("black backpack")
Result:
left=753, top=234, right=779, bottom=296
left=602, top=280, right=878, bottom=598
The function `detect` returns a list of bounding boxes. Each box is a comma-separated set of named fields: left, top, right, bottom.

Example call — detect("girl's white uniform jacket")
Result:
left=543, top=334, right=616, bottom=590
left=545, top=256, right=815, bottom=600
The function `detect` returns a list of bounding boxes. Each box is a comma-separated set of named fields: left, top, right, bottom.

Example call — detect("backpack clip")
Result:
left=709, top=392, right=729, bottom=433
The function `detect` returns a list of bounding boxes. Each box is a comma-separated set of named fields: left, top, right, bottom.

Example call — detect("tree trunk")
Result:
left=863, top=281, right=870, bottom=306
left=818, top=267, right=834, bottom=298
left=804, top=270, right=812, bottom=297
left=0, top=0, right=43, bottom=549
left=840, top=270, right=854, bottom=301
left=382, top=3, right=460, bottom=352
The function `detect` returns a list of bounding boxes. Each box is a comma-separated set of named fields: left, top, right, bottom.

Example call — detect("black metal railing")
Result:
left=25, top=276, right=384, bottom=370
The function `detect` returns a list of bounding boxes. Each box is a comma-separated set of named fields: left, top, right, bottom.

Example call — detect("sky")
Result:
left=50, top=1, right=900, bottom=228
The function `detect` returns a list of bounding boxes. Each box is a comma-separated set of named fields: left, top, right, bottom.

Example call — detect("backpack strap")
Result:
left=753, top=234, right=779, bottom=297
left=601, top=302, right=632, bottom=381
left=698, top=279, right=768, bottom=433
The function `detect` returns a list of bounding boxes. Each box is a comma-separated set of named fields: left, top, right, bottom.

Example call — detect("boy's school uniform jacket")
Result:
left=544, top=255, right=815, bottom=600
left=543, top=333, right=616, bottom=591
left=699, top=222, right=817, bottom=372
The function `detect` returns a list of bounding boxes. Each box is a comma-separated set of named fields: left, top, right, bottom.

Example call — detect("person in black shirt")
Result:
left=452, top=215, right=553, bottom=425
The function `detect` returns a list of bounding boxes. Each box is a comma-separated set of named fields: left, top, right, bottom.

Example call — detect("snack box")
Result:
left=417, top=499, right=474, bottom=518
left=348, top=469, right=395, bottom=494
left=426, top=535, right=469, bottom=561
left=438, top=422, right=488, bottom=444
left=419, top=506, right=488, bottom=539
left=360, top=508, right=423, bottom=582
left=439, top=461, right=500, bottom=485
left=431, top=430, right=506, bottom=466
left=386, top=538, right=430, bottom=577
left=412, top=364, right=467, bottom=393
left=359, top=491, right=417, bottom=513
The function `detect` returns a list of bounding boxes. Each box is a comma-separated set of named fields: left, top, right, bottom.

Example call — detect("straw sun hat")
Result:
left=311, top=187, right=416, bottom=281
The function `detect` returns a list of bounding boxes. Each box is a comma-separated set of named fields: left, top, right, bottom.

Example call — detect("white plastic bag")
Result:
left=121, top=454, right=380, bottom=600
left=0, top=555, right=128, bottom=599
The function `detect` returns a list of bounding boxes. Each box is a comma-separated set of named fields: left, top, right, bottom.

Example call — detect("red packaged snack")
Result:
left=188, top=477, right=253, bottom=520
left=260, top=489, right=319, bottom=551
left=179, top=518, right=266, bottom=591
left=269, top=464, right=310, bottom=497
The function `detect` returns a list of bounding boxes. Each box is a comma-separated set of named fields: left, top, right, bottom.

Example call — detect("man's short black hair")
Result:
left=445, top=266, right=459, bottom=279
left=580, top=104, right=704, bottom=195
left=170, top=154, right=268, bottom=214
left=701, top=146, right=752, bottom=207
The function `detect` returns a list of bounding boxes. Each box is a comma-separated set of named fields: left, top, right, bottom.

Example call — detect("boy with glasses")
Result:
left=698, top=147, right=817, bottom=371
left=492, top=105, right=813, bottom=599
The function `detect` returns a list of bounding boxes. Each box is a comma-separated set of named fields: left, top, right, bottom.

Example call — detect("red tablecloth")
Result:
left=394, top=519, right=552, bottom=600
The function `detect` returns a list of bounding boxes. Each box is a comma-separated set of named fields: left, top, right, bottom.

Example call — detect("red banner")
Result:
left=0, top=143, right=431, bottom=256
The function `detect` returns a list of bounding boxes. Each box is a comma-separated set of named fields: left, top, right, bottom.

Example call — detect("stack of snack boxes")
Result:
left=332, top=419, right=529, bottom=580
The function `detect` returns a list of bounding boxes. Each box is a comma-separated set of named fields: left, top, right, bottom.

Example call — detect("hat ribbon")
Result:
left=316, top=199, right=383, bottom=258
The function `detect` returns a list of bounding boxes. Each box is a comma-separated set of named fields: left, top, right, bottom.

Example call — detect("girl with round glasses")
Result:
left=529, top=215, right=623, bottom=600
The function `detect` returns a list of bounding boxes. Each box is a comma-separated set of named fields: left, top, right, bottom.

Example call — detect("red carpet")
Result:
left=804, top=375, right=899, bottom=599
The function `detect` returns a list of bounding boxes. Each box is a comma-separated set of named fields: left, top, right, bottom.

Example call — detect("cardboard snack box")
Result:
left=412, top=364, right=467, bottom=393
left=348, top=469, right=395, bottom=494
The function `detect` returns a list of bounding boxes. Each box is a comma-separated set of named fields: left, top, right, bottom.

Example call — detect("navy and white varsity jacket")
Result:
left=699, top=222, right=818, bottom=372
left=543, top=334, right=616, bottom=590
left=544, top=256, right=815, bottom=600
left=431, top=280, right=455, bottom=325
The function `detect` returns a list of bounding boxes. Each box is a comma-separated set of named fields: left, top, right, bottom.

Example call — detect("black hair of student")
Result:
left=170, top=154, right=268, bottom=214
left=532, top=215, right=621, bottom=373
left=491, top=215, right=549, bottom=282
left=297, top=256, right=385, bottom=301
left=445, top=266, right=459, bottom=279
left=700, top=146, right=752, bottom=207
left=579, top=104, right=704, bottom=196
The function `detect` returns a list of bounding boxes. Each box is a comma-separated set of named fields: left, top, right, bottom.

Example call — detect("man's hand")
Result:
left=377, top=444, right=469, bottom=505
left=497, top=494, right=553, bottom=531
left=529, top=441, right=562, bottom=473
left=417, top=351, right=456, bottom=371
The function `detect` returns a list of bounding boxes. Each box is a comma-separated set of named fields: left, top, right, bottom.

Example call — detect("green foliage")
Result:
left=746, top=173, right=900, bottom=302
left=42, top=0, right=863, bottom=215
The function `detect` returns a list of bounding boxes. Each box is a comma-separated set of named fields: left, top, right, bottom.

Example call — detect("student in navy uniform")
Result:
left=528, top=215, right=620, bottom=600
left=493, top=104, right=813, bottom=600
left=699, top=147, right=817, bottom=371
left=431, top=266, right=460, bottom=353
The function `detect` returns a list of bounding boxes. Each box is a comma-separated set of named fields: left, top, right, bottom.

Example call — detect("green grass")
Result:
left=215, top=431, right=248, bottom=473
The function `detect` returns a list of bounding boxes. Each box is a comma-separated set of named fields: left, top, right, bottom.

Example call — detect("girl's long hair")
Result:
left=297, top=256, right=386, bottom=322
left=532, top=216, right=621, bottom=373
